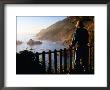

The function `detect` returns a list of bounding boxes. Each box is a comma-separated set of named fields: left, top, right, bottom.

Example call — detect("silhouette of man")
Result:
left=72, top=21, right=89, bottom=73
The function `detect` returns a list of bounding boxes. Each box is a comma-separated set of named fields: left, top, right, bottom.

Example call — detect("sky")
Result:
left=17, top=16, right=66, bottom=35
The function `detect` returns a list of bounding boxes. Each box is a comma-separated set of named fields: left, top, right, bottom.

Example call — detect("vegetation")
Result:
left=16, top=50, right=44, bottom=74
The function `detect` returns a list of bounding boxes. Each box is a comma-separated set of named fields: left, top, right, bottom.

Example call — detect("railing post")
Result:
left=35, top=52, right=39, bottom=73
left=88, top=43, right=91, bottom=72
left=48, top=50, right=52, bottom=73
left=42, top=51, right=45, bottom=73
left=92, top=45, right=94, bottom=73
left=69, top=45, right=72, bottom=72
left=60, top=49, right=62, bottom=73
left=73, top=46, right=76, bottom=68
left=54, top=49, right=57, bottom=74
left=36, top=52, right=39, bottom=62
left=90, top=45, right=94, bottom=73
left=64, top=48, right=67, bottom=73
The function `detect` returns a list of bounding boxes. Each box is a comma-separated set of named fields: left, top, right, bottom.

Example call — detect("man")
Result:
left=72, top=21, right=89, bottom=73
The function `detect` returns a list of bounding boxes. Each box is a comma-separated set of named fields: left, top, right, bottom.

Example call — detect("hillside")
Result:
left=36, top=16, right=94, bottom=46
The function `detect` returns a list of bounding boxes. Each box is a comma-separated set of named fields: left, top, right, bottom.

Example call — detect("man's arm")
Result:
left=72, top=30, right=78, bottom=47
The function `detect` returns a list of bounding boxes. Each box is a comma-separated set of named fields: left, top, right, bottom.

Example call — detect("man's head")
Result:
left=76, top=21, right=84, bottom=28
left=78, top=21, right=84, bottom=28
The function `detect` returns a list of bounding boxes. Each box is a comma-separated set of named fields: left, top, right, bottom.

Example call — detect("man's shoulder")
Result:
left=81, top=28, right=88, bottom=32
left=77, top=28, right=87, bottom=32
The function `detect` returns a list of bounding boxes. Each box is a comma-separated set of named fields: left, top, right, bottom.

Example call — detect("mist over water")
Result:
left=17, top=34, right=35, bottom=42
left=17, top=34, right=66, bottom=53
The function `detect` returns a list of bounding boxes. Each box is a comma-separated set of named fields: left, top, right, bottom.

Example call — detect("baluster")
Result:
left=60, top=49, right=62, bottom=73
left=35, top=52, right=39, bottom=73
left=42, top=51, right=45, bottom=73
left=88, top=43, right=91, bottom=72
left=64, top=48, right=67, bottom=73
left=48, top=50, right=51, bottom=73
left=54, top=49, right=57, bottom=74
left=36, top=52, right=39, bottom=62
left=73, top=46, right=76, bottom=68
left=69, top=45, right=72, bottom=73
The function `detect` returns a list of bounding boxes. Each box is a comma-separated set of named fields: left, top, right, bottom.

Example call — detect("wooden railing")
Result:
left=35, top=45, right=94, bottom=74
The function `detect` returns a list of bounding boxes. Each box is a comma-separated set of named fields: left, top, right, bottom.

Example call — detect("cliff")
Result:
left=36, top=16, right=94, bottom=46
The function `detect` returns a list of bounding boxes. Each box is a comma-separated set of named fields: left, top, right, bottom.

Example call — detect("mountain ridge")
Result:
left=36, top=16, right=94, bottom=46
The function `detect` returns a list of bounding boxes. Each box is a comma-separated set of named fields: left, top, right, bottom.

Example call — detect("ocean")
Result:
left=17, top=34, right=66, bottom=53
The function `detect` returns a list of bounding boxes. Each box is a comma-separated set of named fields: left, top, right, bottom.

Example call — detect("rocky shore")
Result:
left=27, top=39, right=42, bottom=45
